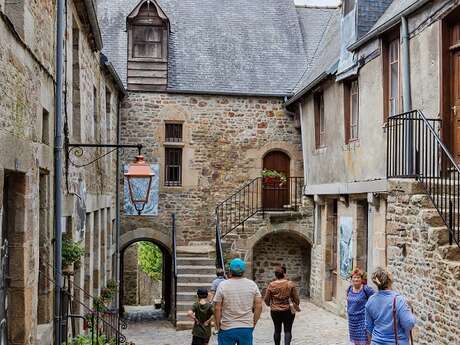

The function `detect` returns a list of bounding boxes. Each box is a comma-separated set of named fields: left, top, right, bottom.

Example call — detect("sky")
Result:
left=294, top=0, right=341, bottom=6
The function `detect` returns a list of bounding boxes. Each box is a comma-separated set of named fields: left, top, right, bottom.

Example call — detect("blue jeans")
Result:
left=218, top=328, right=254, bottom=345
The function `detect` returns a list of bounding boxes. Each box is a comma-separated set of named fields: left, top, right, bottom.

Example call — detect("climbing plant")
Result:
left=138, top=241, right=162, bottom=280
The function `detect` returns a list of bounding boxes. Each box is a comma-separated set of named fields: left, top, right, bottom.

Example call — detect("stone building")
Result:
left=287, top=0, right=460, bottom=343
left=0, top=0, right=123, bottom=344
left=97, top=0, right=335, bottom=327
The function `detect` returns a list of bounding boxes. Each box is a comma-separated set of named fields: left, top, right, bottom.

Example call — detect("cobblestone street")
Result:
left=124, top=299, right=348, bottom=345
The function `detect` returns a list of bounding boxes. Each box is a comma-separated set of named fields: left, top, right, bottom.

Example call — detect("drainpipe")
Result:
left=401, top=16, right=414, bottom=175
left=115, top=98, right=121, bottom=311
left=54, top=0, right=65, bottom=343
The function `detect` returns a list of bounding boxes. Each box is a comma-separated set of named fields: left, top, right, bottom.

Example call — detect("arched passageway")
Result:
left=120, top=238, right=172, bottom=320
left=252, top=231, right=311, bottom=296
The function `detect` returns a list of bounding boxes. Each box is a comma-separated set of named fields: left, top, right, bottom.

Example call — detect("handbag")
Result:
left=393, top=296, right=414, bottom=345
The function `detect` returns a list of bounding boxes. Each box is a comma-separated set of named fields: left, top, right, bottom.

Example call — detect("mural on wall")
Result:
left=124, top=163, right=160, bottom=216
left=339, top=216, right=353, bottom=279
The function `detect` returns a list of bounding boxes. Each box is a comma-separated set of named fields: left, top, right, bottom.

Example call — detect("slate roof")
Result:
left=296, top=7, right=337, bottom=74
left=370, top=0, right=420, bottom=30
left=99, top=0, right=336, bottom=96
left=288, top=8, right=341, bottom=103
left=357, top=0, right=393, bottom=39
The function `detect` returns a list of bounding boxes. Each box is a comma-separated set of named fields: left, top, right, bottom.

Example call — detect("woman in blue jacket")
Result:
left=365, top=267, right=416, bottom=345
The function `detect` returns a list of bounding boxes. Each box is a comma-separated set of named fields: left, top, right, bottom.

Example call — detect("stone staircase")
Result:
left=175, top=244, right=216, bottom=330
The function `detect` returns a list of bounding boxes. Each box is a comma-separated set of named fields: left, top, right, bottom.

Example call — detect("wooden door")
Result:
left=262, top=151, right=290, bottom=210
left=448, top=20, right=460, bottom=161
left=330, top=200, right=338, bottom=300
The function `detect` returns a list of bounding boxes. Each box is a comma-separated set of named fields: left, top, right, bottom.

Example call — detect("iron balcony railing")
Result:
left=215, top=176, right=304, bottom=269
left=387, top=109, right=459, bottom=247
left=41, top=262, right=127, bottom=344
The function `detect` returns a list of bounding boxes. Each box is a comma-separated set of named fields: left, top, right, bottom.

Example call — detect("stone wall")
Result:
left=122, top=243, right=162, bottom=306
left=387, top=179, right=460, bottom=345
left=253, top=231, right=311, bottom=296
left=120, top=92, right=303, bottom=246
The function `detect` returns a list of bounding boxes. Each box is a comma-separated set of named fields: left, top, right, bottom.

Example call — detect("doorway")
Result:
left=325, top=199, right=338, bottom=302
left=442, top=9, right=460, bottom=160
left=120, top=240, right=172, bottom=321
left=1, top=172, right=26, bottom=344
left=262, top=151, right=290, bottom=210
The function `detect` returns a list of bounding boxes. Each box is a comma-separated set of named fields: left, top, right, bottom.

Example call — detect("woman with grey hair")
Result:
left=365, top=267, right=416, bottom=345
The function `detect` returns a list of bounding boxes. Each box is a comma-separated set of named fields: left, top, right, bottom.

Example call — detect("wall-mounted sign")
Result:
left=124, top=163, right=159, bottom=216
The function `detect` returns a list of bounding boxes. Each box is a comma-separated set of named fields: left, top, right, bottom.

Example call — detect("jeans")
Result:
left=270, top=310, right=295, bottom=345
left=218, top=327, right=254, bottom=345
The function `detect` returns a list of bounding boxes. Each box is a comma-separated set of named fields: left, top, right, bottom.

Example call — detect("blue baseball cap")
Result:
left=229, top=258, right=246, bottom=274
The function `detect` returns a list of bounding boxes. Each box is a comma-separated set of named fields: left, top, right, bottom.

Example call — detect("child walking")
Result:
left=187, top=288, right=214, bottom=345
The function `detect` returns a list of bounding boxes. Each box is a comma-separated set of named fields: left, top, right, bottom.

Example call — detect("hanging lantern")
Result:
left=124, top=155, right=154, bottom=215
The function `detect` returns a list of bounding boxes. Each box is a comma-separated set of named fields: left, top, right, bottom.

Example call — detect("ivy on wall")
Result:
left=138, top=241, right=162, bottom=281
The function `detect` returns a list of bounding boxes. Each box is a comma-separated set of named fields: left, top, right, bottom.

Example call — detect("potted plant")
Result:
left=261, top=169, right=287, bottom=186
left=62, top=238, right=85, bottom=273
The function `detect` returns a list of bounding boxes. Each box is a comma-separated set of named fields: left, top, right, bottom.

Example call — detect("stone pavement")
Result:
left=124, top=299, right=349, bottom=345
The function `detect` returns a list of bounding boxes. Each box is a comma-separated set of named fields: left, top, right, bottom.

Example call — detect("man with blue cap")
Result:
left=213, top=258, right=262, bottom=345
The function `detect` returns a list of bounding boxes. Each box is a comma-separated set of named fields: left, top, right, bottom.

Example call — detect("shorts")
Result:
left=192, top=335, right=210, bottom=345
left=218, top=327, right=253, bottom=345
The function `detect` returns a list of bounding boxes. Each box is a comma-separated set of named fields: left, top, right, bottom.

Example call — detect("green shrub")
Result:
left=62, top=239, right=85, bottom=268
left=138, top=242, right=162, bottom=280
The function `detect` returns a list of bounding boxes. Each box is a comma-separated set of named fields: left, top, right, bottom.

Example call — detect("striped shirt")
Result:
left=213, top=278, right=261, bottom=330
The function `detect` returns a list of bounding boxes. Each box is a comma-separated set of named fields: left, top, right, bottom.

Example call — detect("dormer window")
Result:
left=127, top=0, right=169, bottom=90
left=133, top=26, right=163, bottom=58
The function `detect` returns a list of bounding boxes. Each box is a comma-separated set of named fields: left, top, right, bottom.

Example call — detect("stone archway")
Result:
left=119, top=228, right=173, bottom=319
left=251, top=231, right=312, bottom=296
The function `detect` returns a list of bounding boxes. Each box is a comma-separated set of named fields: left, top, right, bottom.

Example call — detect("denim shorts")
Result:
left=218, top=327, right=254, bottom=345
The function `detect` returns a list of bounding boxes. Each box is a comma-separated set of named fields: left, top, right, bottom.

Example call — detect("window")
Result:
left=105, top=88, right=112, bottom=143
left=41, top=108, right=49, bottom=145
left=93, top=86, right=98, bottom=141
left=165, top=148, right=182, bottom=186
left=344, top=80, right=359, bottom=143
left=129, top=2, right=167, bottom=60
left=133, top=25, right=163, bottom=58
left=165, top=123, right=183, bottom=142
left=314, top=92, right=325, bottom=148
left=343, top=0, right=355, bottom=15
left=384, top=36, right=401, bottom=120
left=164, top=123, right=183, bottom=186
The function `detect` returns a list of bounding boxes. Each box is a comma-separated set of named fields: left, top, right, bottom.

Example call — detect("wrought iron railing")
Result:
left=215, top=176, right=304, bottom=269
left=171, top=213, right=177, bottom=326
left=41, top=263, right=127, bottom=344
left=387, top=110, right=459, bottom=247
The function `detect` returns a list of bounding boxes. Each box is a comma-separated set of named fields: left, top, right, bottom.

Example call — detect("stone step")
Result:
left=177, top=244, right=214, bottom=255
left=177, top=292, right=198, bottom=302
left=428, top=227, right=451, bottom=246
left=177, top=265, right=216, bottom=275
left=176, top=320, right=194, bottom=331
left=178, top=274, right=215, bottom=284
left=177, top=257, right=215, bottom=266
left=420, top=209, right=446, bottom=227
left=439, top=244, right=460, bottom=261
left=177, top=282, right=210, bottom=293
left=177, top=301, right=195, bottom=312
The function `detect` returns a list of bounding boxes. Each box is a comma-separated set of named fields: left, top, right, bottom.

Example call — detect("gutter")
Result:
left=165, top=88, right=291, bottom=98
left=100, top=54, right=126, bottom=96
left=285, top=60, right=338, bottom=106
left=83, top=0, right=103, bottom=51
left=347, top=0, right=432, bottom=51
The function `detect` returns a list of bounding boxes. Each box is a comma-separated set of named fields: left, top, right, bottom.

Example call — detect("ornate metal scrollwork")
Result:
left=67, top=145, right=119, bottom=168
